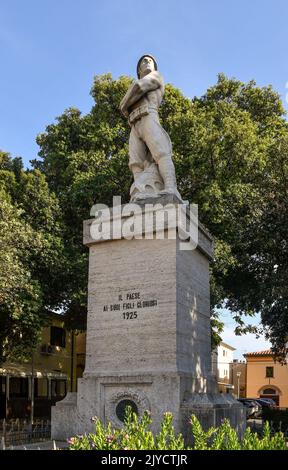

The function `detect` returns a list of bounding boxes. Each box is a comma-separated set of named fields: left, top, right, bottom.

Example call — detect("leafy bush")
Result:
left=68, top=408, right=287, bottom=450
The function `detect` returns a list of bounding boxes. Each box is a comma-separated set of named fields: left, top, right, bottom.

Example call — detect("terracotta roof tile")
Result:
left=244, top=349, right=272, bottom=357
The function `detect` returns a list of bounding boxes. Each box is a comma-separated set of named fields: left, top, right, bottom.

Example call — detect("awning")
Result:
left=218, top=382, right=235, bottom=389
left=0, top=362, right=67, bottom=379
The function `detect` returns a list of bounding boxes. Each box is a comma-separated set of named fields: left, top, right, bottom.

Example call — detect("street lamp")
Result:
left=236, top=371, right=241, bottom=399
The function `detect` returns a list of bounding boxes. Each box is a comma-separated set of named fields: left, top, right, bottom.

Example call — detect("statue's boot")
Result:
left=158, top=156, right=182, bottom=200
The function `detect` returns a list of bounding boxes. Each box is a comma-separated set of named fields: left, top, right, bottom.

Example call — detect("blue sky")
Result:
left=219, top=310, right=270, bottom=360
left=1, top=0, right=283, bottom=357
left=1, top=0, right=288, bottom=168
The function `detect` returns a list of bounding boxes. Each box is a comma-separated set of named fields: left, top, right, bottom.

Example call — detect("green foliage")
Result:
left=32, top=75, right=134, bottom=329
left=0, top=187, right=43, bottom=361
left=0, top=152, right=66, bottom=362
left=2, top=71, right=287, bottom=358
left=32, top=73, right=288, bottom=351
left=68, top=410, right=287, bottom=450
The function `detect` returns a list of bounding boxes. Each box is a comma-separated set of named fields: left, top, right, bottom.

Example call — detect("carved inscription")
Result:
left=102, top=292, right=158, bottom=319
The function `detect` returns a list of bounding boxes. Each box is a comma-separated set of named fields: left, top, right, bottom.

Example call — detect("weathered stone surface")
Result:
left=52, top=203, right=245, bottom=441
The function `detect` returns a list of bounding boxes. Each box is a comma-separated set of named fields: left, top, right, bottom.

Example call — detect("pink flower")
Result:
left=67, top=437, right=76, bottom=444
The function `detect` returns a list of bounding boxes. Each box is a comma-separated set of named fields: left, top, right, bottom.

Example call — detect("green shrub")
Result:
left=68, top=408, right=287, bottom=450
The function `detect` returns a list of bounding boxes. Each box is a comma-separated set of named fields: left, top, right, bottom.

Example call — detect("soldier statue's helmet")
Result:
left=137, top=54, right=158, bottom=78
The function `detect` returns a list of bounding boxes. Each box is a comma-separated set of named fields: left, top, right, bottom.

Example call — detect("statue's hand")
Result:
left=119, top=80, right=143, bottom=117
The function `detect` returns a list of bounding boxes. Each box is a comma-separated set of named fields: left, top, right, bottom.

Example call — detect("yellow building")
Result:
left=244, top=350, right=288, bottom=407
left=0, top=314, right=77, bottom=419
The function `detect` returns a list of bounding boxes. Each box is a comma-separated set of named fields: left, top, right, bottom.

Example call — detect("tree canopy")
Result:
left=1, top=72, right=287, bottom=359
left=0, top=151, right=65, bottom=362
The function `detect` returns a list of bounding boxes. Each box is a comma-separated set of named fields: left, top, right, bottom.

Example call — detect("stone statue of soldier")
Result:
left=120, top=54, right=182, bottom=202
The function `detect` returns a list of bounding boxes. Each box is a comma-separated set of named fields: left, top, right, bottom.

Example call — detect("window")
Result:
left=0, top=377, right=6, bottom=395
left=262, top=388, right=277, bottom=395
left=50, top=326, right=66, bottom=348
left=223, top=350, right=226, bottom=356
left=9, top=378, right=29, bottom=398
left=34, top=378, right=48, bottom=398
left=266, top=367, right=274, bottom=378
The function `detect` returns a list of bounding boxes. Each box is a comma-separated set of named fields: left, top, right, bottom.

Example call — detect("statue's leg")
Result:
left=157, top=156, right=179, bottom=194
left=128, top=126, right=147, bottom=178
left=141, top=115, right=179, bottom=195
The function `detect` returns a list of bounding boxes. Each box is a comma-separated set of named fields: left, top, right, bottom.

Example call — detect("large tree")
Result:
left=32, top=74, right=288, bottom=355
left=0, top=152, right=65, bottom=362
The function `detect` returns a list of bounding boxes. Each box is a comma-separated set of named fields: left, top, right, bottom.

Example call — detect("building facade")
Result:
left=212, top=341, right=236, bottom=394
left=230, top=360, right=246, bottom=398
left=0, top=314, right=77, bottom=419
left=244, top=350, right=288, bottom=407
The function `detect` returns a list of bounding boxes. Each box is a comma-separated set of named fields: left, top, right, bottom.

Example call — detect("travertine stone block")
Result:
left=52, top=203, right=245, bottom=440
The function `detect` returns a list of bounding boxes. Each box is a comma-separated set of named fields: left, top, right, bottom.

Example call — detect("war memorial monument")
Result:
left=52, top=55, right=245, bottom=441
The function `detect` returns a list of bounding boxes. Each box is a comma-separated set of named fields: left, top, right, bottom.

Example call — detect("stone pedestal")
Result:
left=52, top=201, right=245, bottom=441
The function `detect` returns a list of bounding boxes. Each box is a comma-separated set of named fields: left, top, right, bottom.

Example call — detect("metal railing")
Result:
left=0, top=418, right=51, bottom=448
left=248, top=418, right=288, bottom=439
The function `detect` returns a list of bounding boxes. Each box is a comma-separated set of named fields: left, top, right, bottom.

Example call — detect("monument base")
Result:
left=52, top=201, right=245, bottom=441
left=52, top=375, right=245, bottom=441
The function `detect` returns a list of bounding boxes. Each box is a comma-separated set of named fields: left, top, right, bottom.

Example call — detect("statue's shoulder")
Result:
left=147, top=71, right=165, bottom=89
left=151, top=70, right=163, bottom=81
